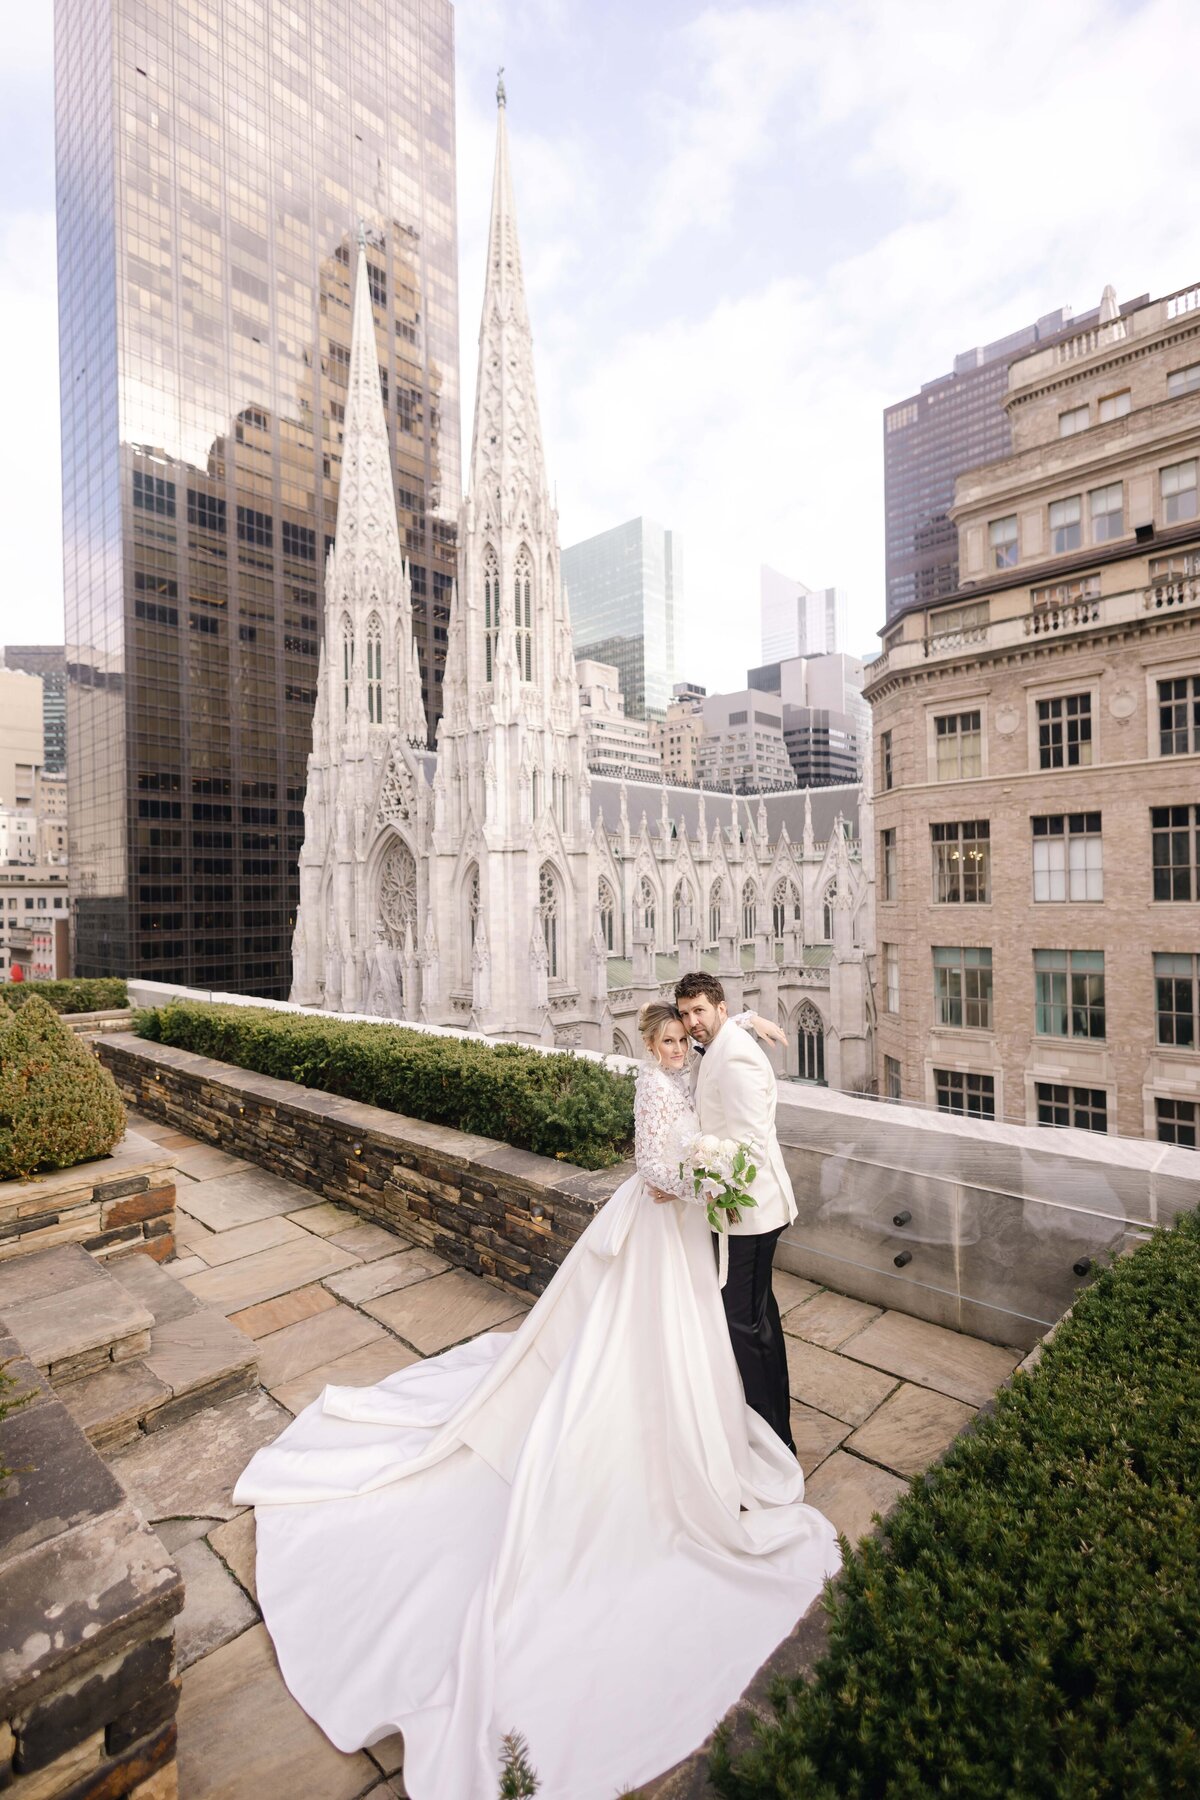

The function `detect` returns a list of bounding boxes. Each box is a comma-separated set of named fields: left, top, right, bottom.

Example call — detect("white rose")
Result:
left=695, top=1134, right=721, bottom=1161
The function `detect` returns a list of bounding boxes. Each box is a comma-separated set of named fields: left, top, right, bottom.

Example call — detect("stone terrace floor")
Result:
left=115, top=1108, right=1022, bottom=1800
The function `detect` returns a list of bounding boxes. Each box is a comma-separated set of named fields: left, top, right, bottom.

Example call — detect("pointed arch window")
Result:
left=515, top=549, right=533, bottom=682
left=379, top=838, right=418, bottom=946
left=531, top=768, right=542, bottom=819
left=796, top=1000, right=826, bottom=1084
left=673, top=879, right=694, bottom=941
left=773, top=879, right=802, bottom=941
left=341, top=616, right=354, bottom=716
left=598, top=877, right=616, bottom=952
left=638, top=874, right=656, bottom=937
left=823, top=882, right=837, bottom=942
left=483, top=546, right=499, bottom=684
left=612, top=1029, right=632, bottom=1058
left=466, top=863, right=481, bottom=948
left=366, top=613, right=383, bottom=724
left=539, top=862, right=561, bottom=978
left=708, top=878, right=723, bottom=945
left=741, top=880, right=759, bottom=941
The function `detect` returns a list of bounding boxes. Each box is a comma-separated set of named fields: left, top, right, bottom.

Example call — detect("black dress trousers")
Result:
left=719, top=1226, right=795, bottom=1453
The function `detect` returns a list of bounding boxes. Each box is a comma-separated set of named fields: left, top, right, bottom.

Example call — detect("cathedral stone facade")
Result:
left=291, top=86, right=875, bottom=1093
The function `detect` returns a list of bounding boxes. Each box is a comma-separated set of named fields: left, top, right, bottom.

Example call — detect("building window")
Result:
left=341, top=617, right=353, bottom=716
left=884, top=942, right=899, bottom=1013
left=935, top=1069, right=995, bottom=1120
left=881, top=828, right=897, bottom=902
left=1155, top=952, right=1198, bottom=1048
left=1037, top=693, right=1092, bottom=769
left=884, top=1055, right=901, bottom=1101
left=133, top=469, right=175, bottom=516
left=539, top=864, right=560, bottom=978
left=881, top=729, right=893, bottom=791
left=638, top=875, right=656, bottom=938
left=1152, top=805, right=1200, bottom=901
left=597, top=878, right=616, bottom=952
left=1156, top=1097, right=1198, bottom=1149
left=1157, top=674, right=1200, bottom=756
left=366, top=615, right=383, bottom=724
left=1167, top=363, right=1200, bottom=400
left=236, top=506, right=273, bottom=548
left=1089, top=483, right=1123, bottom=543
left=1098, top=390, right=1131, bottom=422
left=989, top=515, right=1018, bottom=569
left=708, top=879, right=723, bottom=944
left=728, top=710, right=747, bottom=725
left=187, top=490, right=226, bottom=532
left=933, top=945, right=992, bottom=1030
left=1035, top=949, right=1105, bottom=1040
left=1058, top=406, right=1089, bottom=438
left=483, top=547, right=499, bottom=683
left=932, top=820, right=990, bottom=903
left=935, top=710, right=982, bottom=780
left=1032, top=813, right=1103, bottom=902
left=822, top=883, right=837, bottom=942
left=796, top=1000, right=826, bottom=1085
left=514, top=549, right=533, bottom=682
left=741, top=881, right=759, bottom=941
left=1162, top=459, right=1199, bottom=524
left=772, top=880, right=801, bottom=940
left=1036, top=1083, right=1108, bottom=1133
left=1049, top=495, right=1083, bottom=554
left=282, top=520, right=317, bottom=560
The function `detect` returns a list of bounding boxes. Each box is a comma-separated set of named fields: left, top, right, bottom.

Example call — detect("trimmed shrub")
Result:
left=710, top=1208, right=1200, bottom=1799
left=0, top=994, right=127, bottom=1180
left=1, top=977, right=128, bottom=1015
left=136, top=1002, right=635, bottom=1170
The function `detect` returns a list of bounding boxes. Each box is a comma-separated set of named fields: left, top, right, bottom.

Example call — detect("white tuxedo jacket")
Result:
left=692, top=1021, right=797, bottom=1236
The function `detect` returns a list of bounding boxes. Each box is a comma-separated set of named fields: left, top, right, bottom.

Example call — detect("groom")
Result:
left=668, top=972, right=796, bottom=1454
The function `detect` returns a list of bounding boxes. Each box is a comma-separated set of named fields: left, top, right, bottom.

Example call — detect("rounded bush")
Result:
left=0, top=994, right=127, bottom=1180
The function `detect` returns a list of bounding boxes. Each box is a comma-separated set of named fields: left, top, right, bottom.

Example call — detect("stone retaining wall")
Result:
left=0, top=1133, right=176, bottom=1268
left=97, top=1035, right=624, bottom=1297
left=0, top=1334, right=182, bottom=1799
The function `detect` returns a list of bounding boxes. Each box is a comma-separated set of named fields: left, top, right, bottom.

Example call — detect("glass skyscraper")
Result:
left=56, top=0, right=459, bottom=995
left=561, top=517, right=679, bottom=720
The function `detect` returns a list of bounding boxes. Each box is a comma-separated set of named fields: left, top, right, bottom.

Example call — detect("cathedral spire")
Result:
left=324, top=234, right=425, bottom=746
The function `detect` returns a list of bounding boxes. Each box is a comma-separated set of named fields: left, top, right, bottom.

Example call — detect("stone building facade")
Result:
left=867, top=281, right=1200, bottom=1145
left=290, top=87, right=874, bottom=1089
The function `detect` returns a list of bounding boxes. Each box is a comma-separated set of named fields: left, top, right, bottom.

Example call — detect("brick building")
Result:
left=867, top=282, right=1200, bottom=1145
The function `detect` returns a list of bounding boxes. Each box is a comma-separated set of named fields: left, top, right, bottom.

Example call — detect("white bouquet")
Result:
left=678, top=1132, right=759, bottom=1234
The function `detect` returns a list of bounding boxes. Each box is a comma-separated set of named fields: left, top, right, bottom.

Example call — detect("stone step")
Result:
left=61, top=1252, right=259, bottom=1453
left=0, top=1242, right=155, bottom=1382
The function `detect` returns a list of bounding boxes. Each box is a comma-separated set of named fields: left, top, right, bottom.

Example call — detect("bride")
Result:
left=234, top=1003, right=841, bottom=1800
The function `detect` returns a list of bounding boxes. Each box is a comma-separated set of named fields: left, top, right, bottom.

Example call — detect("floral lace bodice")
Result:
left=633, top=1064, right=697, bottom=1198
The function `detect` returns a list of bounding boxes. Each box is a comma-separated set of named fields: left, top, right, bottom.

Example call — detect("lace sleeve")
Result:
left=634, top=1068, right=689, bottom=1196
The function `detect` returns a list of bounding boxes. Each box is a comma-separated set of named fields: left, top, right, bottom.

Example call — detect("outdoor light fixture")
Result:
left=531, top=1202, right=544, bottom=1221
left=1073, top=1257, right=1092, bottom=1277
left=353, top=1142, right=363, bottom=1157
left=893, top=1210, right=911, bottom=1227
left=893, top=1250, right=912, bottom=1268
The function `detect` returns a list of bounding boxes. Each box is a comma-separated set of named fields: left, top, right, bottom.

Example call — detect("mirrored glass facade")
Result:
left=561, top=517, right=679, bottom=721
left=56, top=0, right=459, bottom=995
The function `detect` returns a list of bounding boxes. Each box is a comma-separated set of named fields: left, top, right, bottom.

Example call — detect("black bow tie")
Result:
left=692, top=1042, right=706, bottom=1056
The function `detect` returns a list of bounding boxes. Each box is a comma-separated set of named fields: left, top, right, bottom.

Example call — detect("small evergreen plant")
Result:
left=498, top=1731, right=540, bottom=1797
left=0, top=993, right=126, bottom=1180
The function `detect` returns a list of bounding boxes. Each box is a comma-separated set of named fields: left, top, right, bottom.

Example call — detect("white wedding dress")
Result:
left=233, top=1061, right=841, bottom=1800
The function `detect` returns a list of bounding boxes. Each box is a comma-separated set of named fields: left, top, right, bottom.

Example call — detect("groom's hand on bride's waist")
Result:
left=648, top=1186, right=675, bottom=1205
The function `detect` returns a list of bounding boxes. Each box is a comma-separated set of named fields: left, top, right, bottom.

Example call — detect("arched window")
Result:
left=531, top=768, right=542, bottom=818
left=612, top=1029, right=632, bottom=1059
left=598, top=877, right=616, bottom=952
left=366, top=613, right=383, bottom=724
left=772, top=879, right=802, bottom=940
left=822, top=882, right=837, bottom=941
left=539, top=863, right=561, bottom=977
left=465, top=863, right=480, bottom=949
left=673, top=879, right=694, bottom=941
left=741, top=880, right=759, bottom=941
left=379, top=838, right=417, bottom=946
left=341, top=616, right=354, bottom=716
left=483, top=546, right=499, bottom=683
left=515, top=548, right=533, bottom=681
left=796, top=1000, right=826, bottom=1085
left=708, top=878, right=723, bottom=945
left=638, top=874, right=655, bottom=936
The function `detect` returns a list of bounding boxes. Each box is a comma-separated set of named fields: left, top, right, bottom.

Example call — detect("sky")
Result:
left=2, top=0, right=1199, bottom=688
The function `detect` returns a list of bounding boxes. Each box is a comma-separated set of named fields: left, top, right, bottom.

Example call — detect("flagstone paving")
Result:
left=105, top=1107, right=1024, bottom=1800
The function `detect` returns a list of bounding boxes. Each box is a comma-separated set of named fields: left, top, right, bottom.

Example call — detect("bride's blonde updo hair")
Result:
left=637, top=1000, right=683, bottom=1056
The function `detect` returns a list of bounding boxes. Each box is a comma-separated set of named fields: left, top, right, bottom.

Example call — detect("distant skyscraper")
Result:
left=55, top=0, right=460, bottom=995
left=759, top=567, right=846, bottom=661
left=883, top=293, right=1147, bottom=620
left=3, top=648, right=67, bottom=774
left=562, top=518, right=679, bottom=719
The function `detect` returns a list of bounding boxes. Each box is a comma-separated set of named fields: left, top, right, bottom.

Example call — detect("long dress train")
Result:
left=233, top=1063, right=841, bottom=1800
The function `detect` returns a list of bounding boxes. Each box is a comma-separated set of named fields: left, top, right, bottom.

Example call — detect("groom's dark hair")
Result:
left=675, top=971, right=725, bottom=1007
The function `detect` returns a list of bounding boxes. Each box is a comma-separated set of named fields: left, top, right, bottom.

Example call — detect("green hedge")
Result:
left=135, top=1002, right=635, bottom=1171
left=711, top=1209, right=1200, bottom=1799
left=1, top=978, right=128, bottom=1015
left=1, top=995, right=127, bottom=1180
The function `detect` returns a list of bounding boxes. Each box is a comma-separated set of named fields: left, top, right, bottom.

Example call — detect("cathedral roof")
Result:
left=588, top=778, right=861, bottom=848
